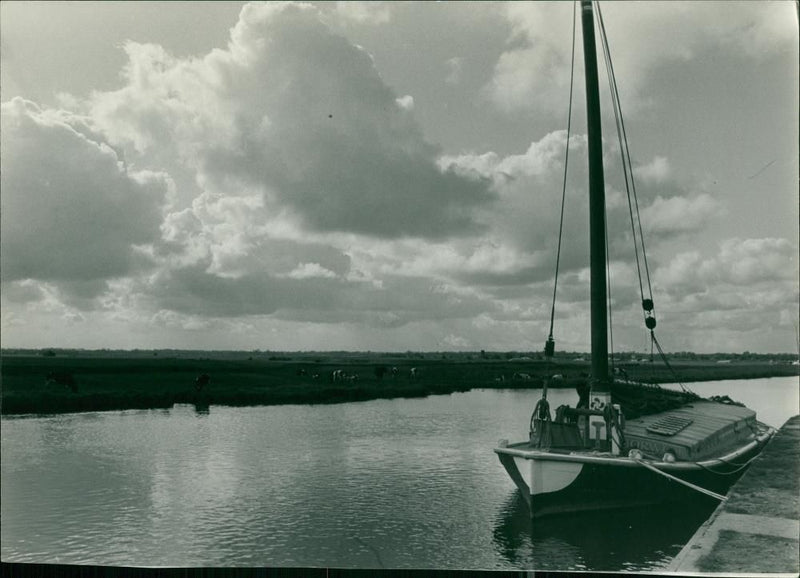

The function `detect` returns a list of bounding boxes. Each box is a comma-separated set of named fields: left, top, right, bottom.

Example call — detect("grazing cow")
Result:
left=513, top=372, right=532, bottom=381
left=331, top=369, right=346, bottom=382
left=410, top=367, right=419, bottom=379
left=391, top=367, right=399, bottom=378
left=46, top=371, right=78, bottom=393
left=195, top=374, right=211, bottom=392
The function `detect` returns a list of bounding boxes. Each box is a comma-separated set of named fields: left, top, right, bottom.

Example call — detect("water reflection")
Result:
left=3, top=378, right=796, bottom=570
left=492, top=490, right=718, bottom=571
left=193, top=403, right=210, bottom=416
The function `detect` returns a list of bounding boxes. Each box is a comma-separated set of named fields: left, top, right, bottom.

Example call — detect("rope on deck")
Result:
left=634, top=458, right=728, bottom=502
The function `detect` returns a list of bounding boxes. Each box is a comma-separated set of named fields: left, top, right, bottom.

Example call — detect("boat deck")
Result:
left=623, top=400, right=757, bottom=461
left=497, top=400, right=766, bottom=467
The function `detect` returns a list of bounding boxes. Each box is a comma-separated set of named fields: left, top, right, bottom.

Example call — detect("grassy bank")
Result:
left=1, top=352, right=797, bottom=416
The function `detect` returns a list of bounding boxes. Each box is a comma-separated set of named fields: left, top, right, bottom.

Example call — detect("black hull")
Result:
left=499, top=435, right=769, bottom=519
left=531, top=459, right=742, bottom=518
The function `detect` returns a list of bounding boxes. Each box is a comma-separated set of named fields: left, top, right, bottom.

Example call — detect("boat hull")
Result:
left=495, top=425, right=774, bottom=518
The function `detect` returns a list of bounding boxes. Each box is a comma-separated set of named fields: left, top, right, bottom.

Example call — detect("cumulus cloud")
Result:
left=640, top=194, right=720, bottom=235
left=483, top=2, right=578, bottom=115
left=587, top=236, right=799, bottom=352
left=88, top=2, right=493, bottom=240
left=440, top=333, right=471, bottom=349
left=654, top=251, right=706, bottom=295
left=138, top=258, right=496, bottom=328
left=1, top=280, right=47, bottom=304
left=8, top=1, right=506, bottom=330
left=442, top=130, right=580, bottom=182
left=395, top=95, right=414, bottom=110
left=333, top=1, right=392, bottom=25
left=485, top=2, right=797, bottom=114
left=634, top=156, right=671, bottom=184
left=655, top=237, right=797, bottom=304
left=0, top=98, right=168, bottom=289
left=434, top=128, right=738, bottom=325
left=284, top=263, right=338, bottom=280
left=2, top=1, right=793, bottom=354
left=440, top=130, right=627, bottom=283
left=716, top=238, right=797, bottom=285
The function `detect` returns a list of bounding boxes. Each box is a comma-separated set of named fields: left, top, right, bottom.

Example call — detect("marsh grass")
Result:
left=1, top=353, right=797, bottom=415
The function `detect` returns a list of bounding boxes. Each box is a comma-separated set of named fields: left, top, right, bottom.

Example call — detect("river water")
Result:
left=2, top=376, right=797, bottom=571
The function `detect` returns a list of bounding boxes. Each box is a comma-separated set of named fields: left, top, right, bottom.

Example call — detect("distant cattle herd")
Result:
left=41, top=364, right=437, bottom=399
left=330, top=367, right=418, bottom=383
left=42, top=366, right=424, bottom=394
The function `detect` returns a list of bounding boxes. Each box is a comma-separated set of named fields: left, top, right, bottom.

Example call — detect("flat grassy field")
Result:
left=1, top=352, right=797, bottom=415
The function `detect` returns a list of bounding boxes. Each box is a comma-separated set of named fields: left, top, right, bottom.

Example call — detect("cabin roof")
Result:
left=624, top=401, right=756, bottom=461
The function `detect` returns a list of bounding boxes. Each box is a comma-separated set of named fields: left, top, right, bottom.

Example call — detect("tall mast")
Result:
left=581, top=0, right=610, bottom=391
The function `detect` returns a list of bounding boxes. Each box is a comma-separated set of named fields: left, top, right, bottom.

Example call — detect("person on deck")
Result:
left=576, top=374, right=590, bottom=409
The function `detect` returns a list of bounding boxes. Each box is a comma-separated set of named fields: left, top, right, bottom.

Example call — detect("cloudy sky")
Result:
left=1, top=1, right=797, bottom=353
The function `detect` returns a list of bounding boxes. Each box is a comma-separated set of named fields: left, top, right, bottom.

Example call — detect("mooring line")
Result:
left=634, top=458, right=727, bottom=501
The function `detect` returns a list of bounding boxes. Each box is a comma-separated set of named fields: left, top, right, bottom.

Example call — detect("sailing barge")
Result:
left=494, top=0, right=775, bottom=518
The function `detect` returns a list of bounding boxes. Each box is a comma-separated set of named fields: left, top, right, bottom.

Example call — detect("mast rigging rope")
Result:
left=596, top=2, right=685, bottom=386
left=547, top=0, right=578, bottom=355
left=549, top=2, right=686, bottom=393
left=596, top=2, right=656, bottom=327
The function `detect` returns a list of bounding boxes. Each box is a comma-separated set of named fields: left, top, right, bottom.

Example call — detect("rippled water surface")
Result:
left=2, top=376, right=797, bottom=570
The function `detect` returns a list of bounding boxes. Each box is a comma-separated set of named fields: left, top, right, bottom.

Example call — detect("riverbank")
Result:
left=668, top=414, right=800, bottom=574
left=2, top=353, right=797, bottom=415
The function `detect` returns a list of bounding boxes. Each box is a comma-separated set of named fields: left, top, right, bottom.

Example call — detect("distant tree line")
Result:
left=0, top=347, right=794, bottom=363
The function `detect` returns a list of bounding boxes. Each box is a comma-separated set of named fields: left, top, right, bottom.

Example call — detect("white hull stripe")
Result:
left=512, top=456, right=583, bottom=496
